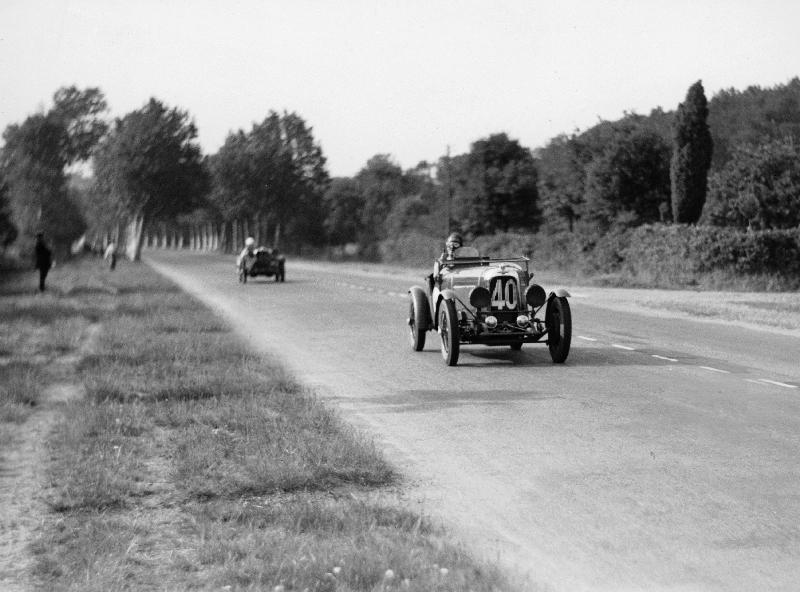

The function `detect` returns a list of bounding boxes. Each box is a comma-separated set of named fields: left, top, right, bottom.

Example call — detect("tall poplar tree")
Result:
left=671, top=80, right=713, bottom=223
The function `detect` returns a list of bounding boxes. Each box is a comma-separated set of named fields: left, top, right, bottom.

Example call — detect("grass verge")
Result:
left=1, top=258, right=516, bottom=591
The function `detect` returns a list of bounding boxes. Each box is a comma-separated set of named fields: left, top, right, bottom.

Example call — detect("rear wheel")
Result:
left=510, top=342, right=523, bottom=351
left=439, top=299, right=460, bottom=366
left=546, top=296, right=572, bottom=363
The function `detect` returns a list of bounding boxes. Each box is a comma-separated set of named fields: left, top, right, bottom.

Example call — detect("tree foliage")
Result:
left=0, top=174, right=18, bottom=248
left=703, top=137, right=800, bottom=230
left=671, top=80, right=713, bottom=224
left=0, top=86, right=107, bottom=253
left=708, top=77, right=800, bottom=171
left=93, top=98, right=207, bottom=259
left=537, top=134, right=587, bottom=233
left=450, top=133, right=540, bottom=236
left=354, top=154, right=404, bottom=246
left=581, top=123, right=671, bottom=232
left=208, top=111, right=329, bottom=248
left=322, top=177, right=363, bottom=245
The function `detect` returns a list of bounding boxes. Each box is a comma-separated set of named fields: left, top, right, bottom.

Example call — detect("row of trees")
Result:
left=1, top=87, right=107, bottom=256
left=534, top=79, right=800, bottom=239
left=2, top=78, right=799, bottom=267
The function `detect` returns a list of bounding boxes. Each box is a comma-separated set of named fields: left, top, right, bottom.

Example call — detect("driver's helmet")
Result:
left=445, top=232, right=463, bottom=251
left=244, top=237, right=255, bottom=248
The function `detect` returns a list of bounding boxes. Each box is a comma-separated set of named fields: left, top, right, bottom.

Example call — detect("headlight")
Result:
left=485, top=315, right=498, bottom=329
left=469, top=286, right=491, bottom=308
left=516, top=314, right=530, bottom=327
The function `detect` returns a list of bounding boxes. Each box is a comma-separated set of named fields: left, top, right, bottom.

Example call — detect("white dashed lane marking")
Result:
left=699, top=366, right=731, bottom=374
left=756, top=379, right=798, bottom=389
left=612, top=344, right=636, bottom=351
left=652, top=354, right=678, bottom=362
left=577, top=336, right=597, bottom=342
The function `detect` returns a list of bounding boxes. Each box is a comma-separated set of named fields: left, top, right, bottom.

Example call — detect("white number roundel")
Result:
left=490, top=278, right=517, bottom=310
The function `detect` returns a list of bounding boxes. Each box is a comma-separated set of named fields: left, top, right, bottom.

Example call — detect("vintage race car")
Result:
left=238, top=247, right=286, bottom=283
left=408, top=247, right=571, bottom=366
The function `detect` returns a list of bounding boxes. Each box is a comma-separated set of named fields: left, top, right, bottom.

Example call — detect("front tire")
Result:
left=408, top=288, right=430, bottom=351
left=546, top=296, right=572, bottom=363
left=439, top=299, right=460, bottom=366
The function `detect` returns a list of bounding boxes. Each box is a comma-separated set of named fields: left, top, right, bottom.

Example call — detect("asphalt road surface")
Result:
left=147, top=250, right=800, bottom=592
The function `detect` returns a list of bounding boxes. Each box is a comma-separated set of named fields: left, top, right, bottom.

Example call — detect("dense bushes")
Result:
left=380, top=225, right=800, bottom=290
left=620, top=224, right=800, bottom=288
left=625, top=224, right=799, bottom=272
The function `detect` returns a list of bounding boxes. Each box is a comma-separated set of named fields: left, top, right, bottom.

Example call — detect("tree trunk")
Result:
left=273, top=220, right=281, bottom=249
left=254, top=213, right=261, bottom=246
left=125, top=211, right=146, bottom=261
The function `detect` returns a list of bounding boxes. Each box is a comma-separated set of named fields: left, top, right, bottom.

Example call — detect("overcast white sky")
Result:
left=2, top=0, right=800, bottom=177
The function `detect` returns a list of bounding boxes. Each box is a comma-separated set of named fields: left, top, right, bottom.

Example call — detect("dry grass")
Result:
left=0, top=258, right=516, bottom=591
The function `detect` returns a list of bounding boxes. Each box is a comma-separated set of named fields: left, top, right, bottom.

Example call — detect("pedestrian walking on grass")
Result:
left=104, top=242, right=117, bottom=271
left=34, top=232, right=53, bottom=292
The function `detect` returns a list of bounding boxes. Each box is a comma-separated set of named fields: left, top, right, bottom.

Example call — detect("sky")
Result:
left=2, top=0, right=800, bottom=177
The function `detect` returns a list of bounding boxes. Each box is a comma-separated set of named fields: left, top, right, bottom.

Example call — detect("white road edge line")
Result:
left=612, top=344, right=635, bottom=351
left=578, top=336, right=597, bottom=341
left=757, top=379, right=798, bottom=389
left=699, top=366, right=730, bottom=374
left=652, top=354, right=678, bottom=362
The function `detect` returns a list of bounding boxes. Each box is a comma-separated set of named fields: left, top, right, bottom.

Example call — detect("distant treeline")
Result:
left=1, top=78, right=800, bottom=287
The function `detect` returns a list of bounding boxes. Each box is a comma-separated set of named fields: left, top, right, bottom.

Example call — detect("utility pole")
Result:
left=446, top=145, right=454, bottom=235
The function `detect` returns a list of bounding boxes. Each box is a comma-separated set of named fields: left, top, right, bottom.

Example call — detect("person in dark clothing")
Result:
left=34, top=232, right=53, bottom=292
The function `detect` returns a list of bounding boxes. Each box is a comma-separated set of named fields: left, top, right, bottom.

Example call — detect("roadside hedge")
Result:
left=378, top=225, right=800, bottom=290
left=621, top=224, right=800, bottom=287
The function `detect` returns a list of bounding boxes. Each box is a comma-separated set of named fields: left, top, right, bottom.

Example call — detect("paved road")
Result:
left=148, top=251, right=800, bottom=592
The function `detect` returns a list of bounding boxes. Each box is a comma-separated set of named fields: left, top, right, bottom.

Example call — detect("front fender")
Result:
left=430, top=288, right=457, bottom=331
left=408, top=285, right=432, bottom=330
left=549, top=289, right=571, bottom=299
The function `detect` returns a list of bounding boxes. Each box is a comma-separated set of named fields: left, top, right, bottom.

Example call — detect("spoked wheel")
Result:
left=546, top=296, right=572, bottom=363
left=439, top=299, right=460, bottom=366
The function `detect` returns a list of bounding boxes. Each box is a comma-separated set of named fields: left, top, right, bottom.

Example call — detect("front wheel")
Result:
left=546, top=296, right=572, bottom=363
left=408, top=291, right=429, bottom=351
left=439, top=299, right=460, bottom=366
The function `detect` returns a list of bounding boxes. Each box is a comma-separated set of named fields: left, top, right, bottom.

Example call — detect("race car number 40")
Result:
left=490, top=277, right=517, bottom=310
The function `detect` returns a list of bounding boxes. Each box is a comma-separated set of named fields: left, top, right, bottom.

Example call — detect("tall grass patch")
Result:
left=167, top=390, right=392, bottom=497
left=0, top=361, right=43, bottom=424
left=46, top=399, right=153, bottom=512
left=190, top=495, right=513, bottom=592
